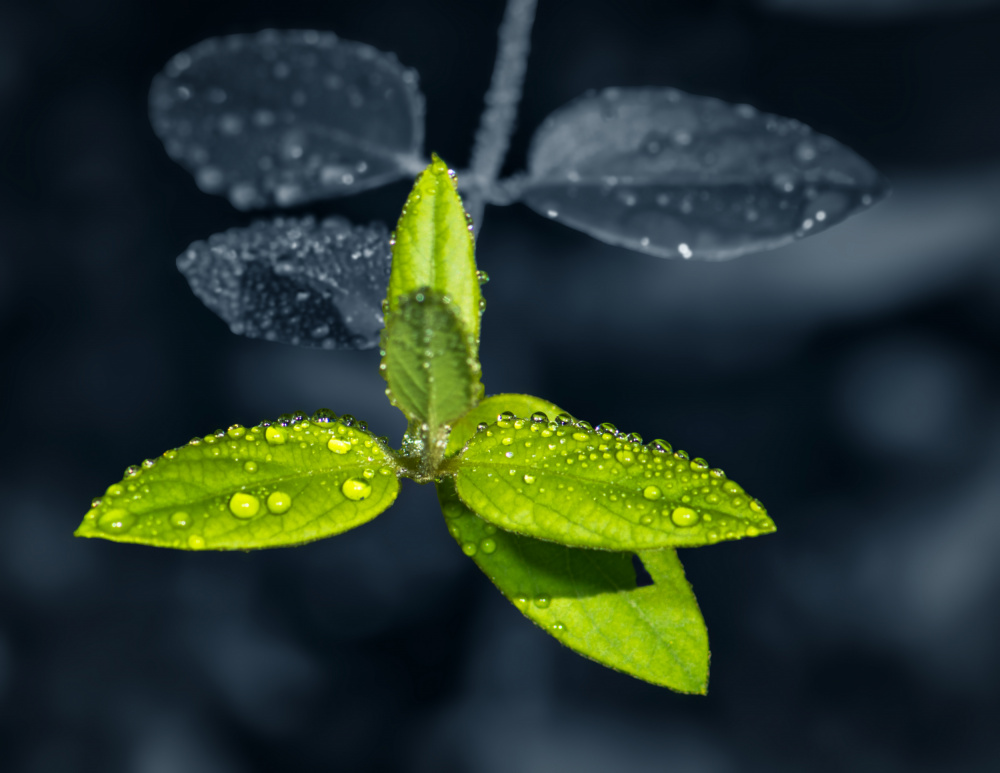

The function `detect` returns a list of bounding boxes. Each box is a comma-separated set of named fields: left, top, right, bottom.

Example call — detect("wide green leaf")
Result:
left=386, top=154, right=482, bottom=342
left=438, top=481, right=708, bottom=692
left=445, top=392, right=563, bottom=456
left=381, top=289, right=482, bottom=428
left=454, top=414, right=775, bottom=550
left=76, top=412, right=400, bottom=550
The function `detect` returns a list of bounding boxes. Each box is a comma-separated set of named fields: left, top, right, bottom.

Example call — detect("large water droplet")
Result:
left=341, top=477, right=372, bottom=501
left=229, top=492, right=261, bottom=518
left=328, top=438, right=351, bottom=454
left=480, top=538, right=497, bottom=554
left=670, top=506, right=699, bottom=527
left=266, top=491, right=292, bottom=514
left=642, top=485, right=662, bottom=500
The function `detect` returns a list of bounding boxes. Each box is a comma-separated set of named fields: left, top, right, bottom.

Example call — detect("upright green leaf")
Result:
left=455, top=414, right=775, bottom=551
left=438, top=481, right=708, bottom=693
left=381, top=289, right=482, bottom=428
left=445, top=393, right=563, bottom=456
left=76, top=413, right=400, bottom=550
left=386, top=154, right=482, bottom=342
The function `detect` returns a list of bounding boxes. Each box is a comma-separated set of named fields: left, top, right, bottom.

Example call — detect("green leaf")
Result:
left=454, top=414, right=775, bottom=551
left=381, top=289, right=482, bottom=428
left=445, top=392, right=563, bottom=456
left=76, top=413, right=400, bottom=550
left=386, top=154, right=482, bottom=343
left=438, top=481, right=708, bottom=693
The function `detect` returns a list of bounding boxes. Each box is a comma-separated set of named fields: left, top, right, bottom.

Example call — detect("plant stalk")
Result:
left=465, top=0, right=538, bottom=237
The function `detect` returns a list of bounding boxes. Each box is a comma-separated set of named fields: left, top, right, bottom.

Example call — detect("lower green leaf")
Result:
left=454, top=413, right=775, bottom=551
left=438, top=480, right=709, bottom=693
left=76, top=413, right=400, bottom=550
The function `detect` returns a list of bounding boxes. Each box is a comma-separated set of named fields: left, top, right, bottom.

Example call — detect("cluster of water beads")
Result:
left=177, top=215, right=391, bottom=351
left=466, top=411, right=772, bottom=542
left=82, top=409, right=391, bottom=545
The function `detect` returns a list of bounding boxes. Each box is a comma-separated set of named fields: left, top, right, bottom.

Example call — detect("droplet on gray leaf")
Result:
left=521, top=87, right=887, bottom=260
left=177, top=216, right=391, bottom=349
left=150, top=29, right=426, bottom=209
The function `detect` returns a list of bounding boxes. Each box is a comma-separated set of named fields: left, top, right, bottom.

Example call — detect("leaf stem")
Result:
left=465, top=0, right=538, bottom=236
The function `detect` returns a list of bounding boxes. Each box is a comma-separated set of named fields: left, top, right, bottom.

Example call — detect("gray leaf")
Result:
left=177, top=216, right=391, bottom=349
left=522, top=87, right=887, bottom=260
left=150, top=29, right=426, bottom=210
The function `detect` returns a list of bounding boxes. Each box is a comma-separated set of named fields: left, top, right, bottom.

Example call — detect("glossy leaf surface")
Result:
left=386, top=156, right=482, bottom=342
left=381, top=290, right=482, bottom=428
left=455, top=415, right=775, bottom=550
left=522, top=87, right=887, bottom=260
left=150, top=29, right=425, bottom=209
left=76, top=415, right=400, bottom=550
left=438, top=481, right=708, bottom=692
left=177, top=215, right=390, bottom=349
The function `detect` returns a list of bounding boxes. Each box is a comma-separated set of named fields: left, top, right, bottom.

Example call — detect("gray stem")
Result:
left=465, top=0, right=538, bottom=236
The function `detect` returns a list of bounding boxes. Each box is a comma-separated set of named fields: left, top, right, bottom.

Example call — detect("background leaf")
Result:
left=455, top=414, right=775, bottom=550
left=522, top=86, right=887, bottom=260
left=386, top=156, right=482, bottom=342
left=76, top=413, right=400, bottom=550
left=438, top=481, right=709, bottom=692
left=149, top=29, right=426, bottom=209
left=177, top=215, right=390, bottom=349
left=381, top=290, right=482, bottom=428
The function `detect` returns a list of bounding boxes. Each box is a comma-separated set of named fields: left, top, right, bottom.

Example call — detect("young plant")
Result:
left=77, top=157, right=776, bottom=693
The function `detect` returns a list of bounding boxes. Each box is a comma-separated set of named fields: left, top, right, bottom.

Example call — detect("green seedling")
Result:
left=77, top=156, right=775, bottom=693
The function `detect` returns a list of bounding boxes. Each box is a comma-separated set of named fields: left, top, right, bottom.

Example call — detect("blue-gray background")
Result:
left=2, top=0, right=1000, bottom=770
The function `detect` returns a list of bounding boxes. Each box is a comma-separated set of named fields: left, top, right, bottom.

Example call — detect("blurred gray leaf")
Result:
left=522, top=87, right=887, bottom=260
left=177, top=216, right=391, bottom=349
left=150, top=29, right=426, bottom=210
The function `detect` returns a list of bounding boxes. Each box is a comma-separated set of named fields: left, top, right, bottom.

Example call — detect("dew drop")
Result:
left=265, top=426, right=286, bottom=444
left=642, top=485, right=662, bottom=500
left=229, top=492, right=261, bottom=519
left=462, top=542, right=478, bottom=556
left=523, top=474, right=536, bottom=484
left=170, top=511, right=191, bottom=528
left=480, top=538, right=497, bottom=554
left=188, top=534, right=205, bottom=550
left=243, top=461, right=258, bottom=473
left=327, top=438, right=351, bottom=454
left=266, top=491, right=292, bottom=514
left=670, top=507, right=699, bottom=528
left=227, top=424, right=245, bottom=439
left=341, top=478, right=372, bottom=501
left=98, top=509, right=134, bottom=534
left=572, top=432, right=588, bottom=442
left=533, top=595, right=551, bottom=609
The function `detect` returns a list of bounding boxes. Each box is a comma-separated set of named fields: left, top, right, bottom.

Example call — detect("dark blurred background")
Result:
left=2, top=0, right=1000, bottom=770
